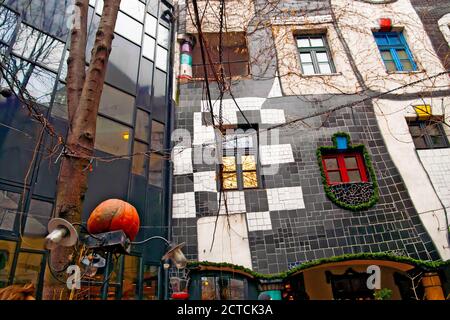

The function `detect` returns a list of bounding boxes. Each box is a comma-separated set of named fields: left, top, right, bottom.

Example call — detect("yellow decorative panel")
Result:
left=414, top=105, right=432, bottom=120
left=241, top=155, right=256, bottom=170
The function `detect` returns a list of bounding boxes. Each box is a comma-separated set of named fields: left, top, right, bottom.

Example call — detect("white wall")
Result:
left=197, top=213, right=253, bottom=269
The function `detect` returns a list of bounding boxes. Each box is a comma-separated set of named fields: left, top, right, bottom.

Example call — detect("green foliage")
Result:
left=187, top=253, right=450, bottom=280
left=317, top=132, right=379, bottom=211
left=374, top=288, right=393, bottom=300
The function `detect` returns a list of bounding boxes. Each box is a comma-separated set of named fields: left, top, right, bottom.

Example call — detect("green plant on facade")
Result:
left=317, top=132, right=379, bottom=211
left=187, top=252, right=450, bottom=280
left=374, top=288, right=393, bottom=300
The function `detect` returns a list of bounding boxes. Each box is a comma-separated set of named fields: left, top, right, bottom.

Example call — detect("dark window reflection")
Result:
left=0, top=240, right=16, bottom=288
left=136, top=58, right=154, bottom=109
left=99, top=84, right=135, bottom=125
left=0, top=190, right=20, bottom=232
left=151, top=69, right=166, bottom=122
left=135, top=109, right=150, bottom=142
left=151, top=120, right=164, bottom=152
left=132, top=140, right=147, bottom=176
left=51, top=81, right=68, bottom=119
left=0, top=6, right=18, bottom=45
left=95, top=116, right=132, bottom=155
left=4, top=0, right=74, bottom=40
left=13, top=23, right=65, bottom=71
left=148, top=154, right=163, bottom=187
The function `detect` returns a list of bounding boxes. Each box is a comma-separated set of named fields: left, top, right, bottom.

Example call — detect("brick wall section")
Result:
left=410, top=0, right=450, bottom=68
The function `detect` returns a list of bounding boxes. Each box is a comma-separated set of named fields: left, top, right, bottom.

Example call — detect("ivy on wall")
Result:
left=317, top=132, right=379, bottom=211
left=187, top=252, right=450, bottom=281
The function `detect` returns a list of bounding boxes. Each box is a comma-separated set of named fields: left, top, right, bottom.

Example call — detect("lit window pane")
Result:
left=222, top=173, right=238, bottom=189
left=347, top=170, right=362, bottom=182
left=23, top=199, right=53, bottom=250
left=328, top=171, right=342, bottom=183
left=0, top=190, right=20, bottom=232
left=155, top=45, right=168, bottom=71
left=310, top=37, right=324, bottom=47
left=132, top=141, right=147, bottom=176
left=316, top=52, right=329, bottom=62
left=243, top=171, right=258, bottom=188
left=143, top=35, right=156, bottom=60
left=151, top=120, right=165, bottom=151
left=120, top=0, right=145, bottom=22
left=95, top=116, right=132, bottom=155
left=13, top=24, right=65, bottom=71
left=201, top=277, right=217, bottom=300
left=99, top=84, right=135, bottom=125
left=122, top=256, right=140, bottom=300
left=319, top=62, right=332, bottom=74
left=149, top=154, right=164, bottom=186
left=157, top=25, right=170, bottom=48
left=302, top=63, right=315, bottom=75
left=344, top=157, right=358, bottom=169
left=228, top=279, right=245, bottom=300
left=242, top=155, right=256, bottom=170
left=384, top=61, right=397, bottom=72
left=145, top=14, right=157, bottom=37
left=297, top=38, right=310, bottom=48
left=0, top=6, right=18, bottom=44
left=115, top=11, right=143, bottom=45
left=222, top=157, right=236, bottom=172
left=135, top=109, right=150, bottom=142
left=300, top=53, right=312, bottom=63
left=325, top=158, right=338, bottom=170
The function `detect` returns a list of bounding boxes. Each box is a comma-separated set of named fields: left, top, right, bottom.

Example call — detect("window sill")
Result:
left=386, top=70, right=424, bottom=75
left=301, top=72, right=342, bottom=78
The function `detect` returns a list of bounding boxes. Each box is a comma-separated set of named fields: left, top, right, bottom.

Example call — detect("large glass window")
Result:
left=0, top=240, right=16, bottom=288
left=22, top=199, right=53, bottom=250
left=374, top=32, right=417, bottom=72
left=143, top=265, right=158, bottom=300
left=155, top=45, right=168, bottom=71
left=408, top=121, right=449, bottom=149
left=136, top=109, right=150, bottom=142
left=0, top=6, right=18, bottom=45
left=95, top=116, right=132, bottom=155
left=122, top=255, right=140, bottom=300
left=13, top=23, right=65, bottom=71
left=114, top=11, right=143, bottom=45
left=201, top=276, right=245, bottom=300
left=150, top=120, right=164, bottom=151
left=148, top=154, right=163, bottom=187
left=0, top=190, right=20, bottom=232
left=120, top=0, right=145, bottom=22
left=99, top=84, right=135, bottom=125
left=13, top=251, right=44, bottom=296
left=296, top=34, right=335, bottom=75
left=132, top=141, right=148, bottom=176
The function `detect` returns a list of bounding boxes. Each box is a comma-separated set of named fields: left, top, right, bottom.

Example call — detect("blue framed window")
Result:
left=374, top=32, right=417, bottom=72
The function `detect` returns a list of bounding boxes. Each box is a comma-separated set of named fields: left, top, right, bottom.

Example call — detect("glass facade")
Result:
left=0, top=0, right=174, bottom=300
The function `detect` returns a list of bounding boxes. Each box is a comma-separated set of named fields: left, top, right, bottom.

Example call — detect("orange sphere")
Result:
left=87, top=199, right=140, bottom=240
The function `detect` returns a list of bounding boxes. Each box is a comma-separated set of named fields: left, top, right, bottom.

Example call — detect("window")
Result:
left=0, top=240, right=16, bottom=288
left=408, top=121, right=449, bottom=149
left=0, top=6, right=18, bottom=45
left=192, top=32, right=249, bottom=79
left=322, top=153, right=368, bottom=185
left=143, top=265, right=159, bottom=300
left=150, top=120, right=165, bottom=151
left=374, top=32, right=417, bottom=72
left=221, top=130, right=259, bottom=190
left=296, top=34, right=335, bottom=75
left=0, top=190, right=20, bottom=232
left=98, top=84, right=135, bottom=125
left=23, top=199, right=53, bottom=250
left=326, top=269, right=374, bottom=300
left=149, top=154, right=164, bottom=187
left=95, top=116, right=132, bottom=155
left=201, top=276, right=245, bottom=300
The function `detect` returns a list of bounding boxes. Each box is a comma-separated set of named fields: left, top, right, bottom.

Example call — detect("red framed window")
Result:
left=322, top=152, right=368, bottom=185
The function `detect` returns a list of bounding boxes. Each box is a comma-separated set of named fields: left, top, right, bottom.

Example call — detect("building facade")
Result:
left=171, top=0, right=450, bottom=300
left=0, top=0, right=175, bottom=300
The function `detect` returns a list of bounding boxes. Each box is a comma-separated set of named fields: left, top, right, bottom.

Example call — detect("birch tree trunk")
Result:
left=46, top=0, right=122, bottom=299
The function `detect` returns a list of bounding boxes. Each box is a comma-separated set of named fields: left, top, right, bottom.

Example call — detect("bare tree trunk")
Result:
left=46, top=0, right=122, bottom=299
